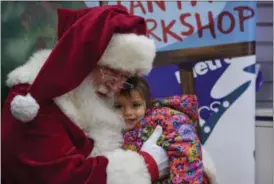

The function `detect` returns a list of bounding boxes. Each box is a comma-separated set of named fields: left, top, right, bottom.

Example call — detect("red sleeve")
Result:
left=1, top=85, right=108, bottom=184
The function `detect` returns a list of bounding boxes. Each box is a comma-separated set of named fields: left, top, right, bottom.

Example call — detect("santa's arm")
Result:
left=8, top=116, right=155, bottom=184
left=8, top=118, right=161, bottom=184
left=8, top=119, right=159, bottom=184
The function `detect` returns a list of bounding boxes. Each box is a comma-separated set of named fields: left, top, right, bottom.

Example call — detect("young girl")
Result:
left=114, top=76, right=211, bottom=184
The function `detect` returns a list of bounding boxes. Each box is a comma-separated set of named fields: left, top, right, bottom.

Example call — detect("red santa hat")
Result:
left=10, top=5, right=156, bottom=123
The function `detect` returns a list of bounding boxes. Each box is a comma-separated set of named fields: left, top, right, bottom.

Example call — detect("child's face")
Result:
left=114, top=90, right=146, bottom=130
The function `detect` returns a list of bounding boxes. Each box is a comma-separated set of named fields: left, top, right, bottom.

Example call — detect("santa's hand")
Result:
left=139, top=126, right=169, bottom=182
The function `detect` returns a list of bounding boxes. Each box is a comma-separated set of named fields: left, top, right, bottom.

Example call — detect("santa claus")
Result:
left=1, top=5, right=169, bottom=184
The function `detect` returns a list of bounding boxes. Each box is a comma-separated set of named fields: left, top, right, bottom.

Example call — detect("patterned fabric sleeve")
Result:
left=155, top=113, right=203, bottom=184
left=152, top=95, right=200, bottom=128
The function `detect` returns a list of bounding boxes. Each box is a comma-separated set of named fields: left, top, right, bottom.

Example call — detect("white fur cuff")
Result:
left=104, top=149, right=151, bottom=184
left=10, top=93, right=40, bottom=123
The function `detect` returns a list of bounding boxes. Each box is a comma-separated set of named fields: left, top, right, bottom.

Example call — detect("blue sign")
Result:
left=145, top=65, right=181, bottom=98
left=146, top=57, right=256, bottom=144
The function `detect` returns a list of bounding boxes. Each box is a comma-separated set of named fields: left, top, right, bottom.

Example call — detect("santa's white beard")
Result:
left=96, top=84, right=115, bottom=98
left=55, top=75, right=125, bottom=156
left=72, top=76, right=122, bottom=128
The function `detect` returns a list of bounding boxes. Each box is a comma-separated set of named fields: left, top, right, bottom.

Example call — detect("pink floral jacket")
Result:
left=123, top=95, right=204, bottom=184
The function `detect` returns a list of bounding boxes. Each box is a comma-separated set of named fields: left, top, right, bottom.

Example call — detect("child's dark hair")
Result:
left=119, top=76, right=151, bottom=107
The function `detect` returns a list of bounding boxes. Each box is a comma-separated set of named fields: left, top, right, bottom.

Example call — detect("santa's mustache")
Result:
left=96, top=85, right=114, bottom=97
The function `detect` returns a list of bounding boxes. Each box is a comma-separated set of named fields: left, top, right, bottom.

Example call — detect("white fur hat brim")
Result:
left=98, top=33, right=156, bottom=75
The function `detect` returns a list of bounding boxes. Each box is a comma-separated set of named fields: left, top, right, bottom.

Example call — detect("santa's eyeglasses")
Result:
left=100, top=69, right=134, bottom=89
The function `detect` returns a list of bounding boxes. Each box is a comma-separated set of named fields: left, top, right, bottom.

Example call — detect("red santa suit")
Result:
left=1, top=5, right=162, bottom=184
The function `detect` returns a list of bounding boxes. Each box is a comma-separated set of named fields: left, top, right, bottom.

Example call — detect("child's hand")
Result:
left=140, top=126, right=169, bottom=179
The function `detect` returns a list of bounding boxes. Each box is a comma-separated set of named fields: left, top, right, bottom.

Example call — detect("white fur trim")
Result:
left=202, top=147, right=219, bottom=184
left=98, top=33, right=156, bottom=75
left=55, top=77, right=124, bottom=155
left=10, top=93, right=40, bottom=123
left=104, top=149, right=151, bottom=184
left=6, top=49, right=52, bottom=87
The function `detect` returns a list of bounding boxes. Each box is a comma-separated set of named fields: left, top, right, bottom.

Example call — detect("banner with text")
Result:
left=108, top=1, right=255, bottom=51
